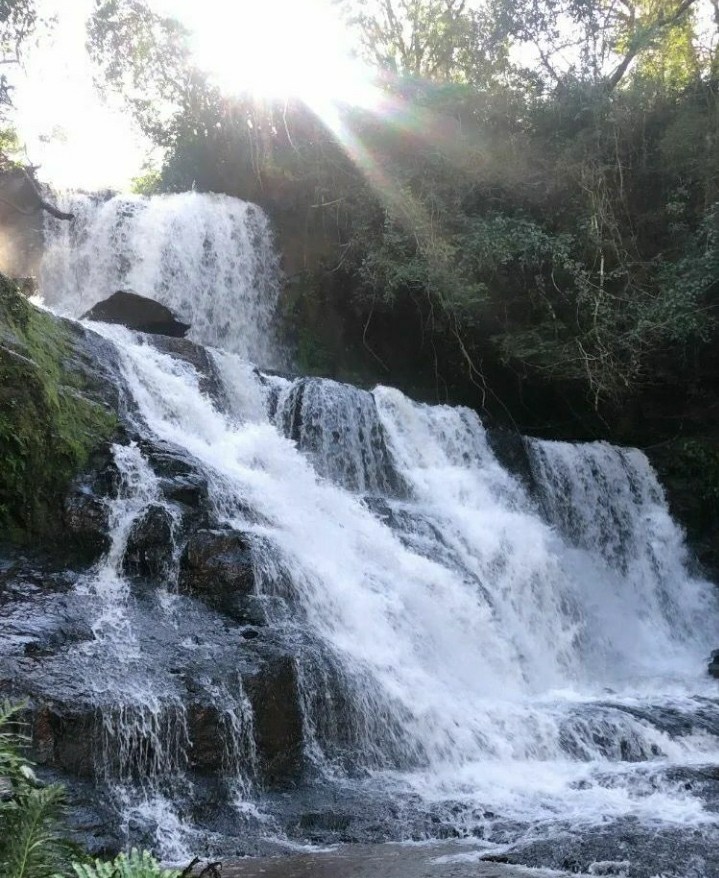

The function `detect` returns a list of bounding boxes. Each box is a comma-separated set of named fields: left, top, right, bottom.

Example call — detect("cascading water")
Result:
left=40, top=191, right=283, bottom=367
left=17, top=190, right=719, bottom=873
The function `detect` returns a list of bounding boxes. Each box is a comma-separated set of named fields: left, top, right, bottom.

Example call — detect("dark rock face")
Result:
left=187, top=704, right=225, bottom=773
left=485, top=428, right=536, bottom=494
left=709, top=650, right=719, bottom=678
left=245, top=655, right=305, bottom=787
left=82, top=291, right=190, bottom=338
left=63, top=489, right=110, bottom=560
left=32, top=705, right=98, bottom=779
left=123, top=503, right=175, bottom=579
left=179, top=529, right=257, bottom=620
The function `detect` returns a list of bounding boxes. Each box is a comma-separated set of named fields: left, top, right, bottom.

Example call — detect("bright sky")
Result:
left=12, top=0, right=370, bottom=191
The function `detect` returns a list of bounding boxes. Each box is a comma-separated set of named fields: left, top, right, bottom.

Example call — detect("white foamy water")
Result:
left=40, top=191, right=282, bottom=366
left=86, top=322, right=719, bottom=838
left=30, top=187, right=719, bottom=868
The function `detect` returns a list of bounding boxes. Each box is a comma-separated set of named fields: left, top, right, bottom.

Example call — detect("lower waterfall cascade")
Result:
left=4, top=191, right=719, bottom=876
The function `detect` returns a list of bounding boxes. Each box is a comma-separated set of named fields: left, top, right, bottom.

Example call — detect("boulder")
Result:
left=139, top=441, right=210, bottom=509
left=178, top=529, right=256, bottom=619
left=244, top=654, right=304, bottom=788
left=146, top=335, right=227, bottom=404
left=708, top=650, right=719, bottom=678
left=123, top=503, right=175, bottom=579
left=62, top=489, right=110, bottom=560
left=81, top=291, right=189, bottom=338
left=31, top=704, right=98, bottom=779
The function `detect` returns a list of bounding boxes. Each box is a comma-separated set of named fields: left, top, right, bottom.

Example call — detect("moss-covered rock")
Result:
left=0, top=275, right=118, bottom=543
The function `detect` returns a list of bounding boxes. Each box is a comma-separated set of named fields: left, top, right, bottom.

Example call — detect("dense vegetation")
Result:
left=84, top=0, right=719, bottom=442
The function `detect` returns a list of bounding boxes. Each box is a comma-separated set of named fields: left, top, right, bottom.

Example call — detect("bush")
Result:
left=72, top=850, right=181, bottom=878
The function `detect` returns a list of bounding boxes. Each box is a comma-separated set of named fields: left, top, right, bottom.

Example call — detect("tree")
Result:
left=87, top=0, right=193, bottom=143
left=0, top=1, right=38, bottom=112
left=338, top=0, right=508, bottom=84
left=495, top=0, right=701, bottom=91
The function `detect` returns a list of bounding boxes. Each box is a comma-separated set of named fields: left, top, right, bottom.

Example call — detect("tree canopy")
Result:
left=85, top=0, right=719, bottom=435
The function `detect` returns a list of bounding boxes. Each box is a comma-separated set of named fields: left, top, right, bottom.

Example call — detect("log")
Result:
left=20, top=169, right=74, bottom=220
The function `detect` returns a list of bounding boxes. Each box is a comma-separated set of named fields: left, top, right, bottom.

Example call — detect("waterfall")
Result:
left=89, top=323, right=719, bottom=834
left=17, top=190, right=719, bottom=872
left=39, top=191, right=282, bottom=367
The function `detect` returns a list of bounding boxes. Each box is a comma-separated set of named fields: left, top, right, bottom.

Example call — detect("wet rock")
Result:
left=298, top=811, right=352, bottom=833
left=82, top=290, right=189, bottom=338
left=140, top=440, right=204, bottom=480
left=63, top=488, right=110, bottom=560
left=241, top=627, right=260, bottom=640
left=179, top=529, right=256, bottom=619
left=485, top=427, right=536, bottom=493
left=187, top=704, right=224, bottom=772
left=244, top=654, right=304, bottom=788
left=708, top=649, right=719, bottom=678
left=139, top=441, right=211, bottom=513
left=147, top=335, right=227, bottom=404
left=162, top=475, right=209, bottom=510
left=31, top=704, right=98, bottom=779
left=123, top=503, right=175, bottom=579
left=22, top=615, right=94, bottom=657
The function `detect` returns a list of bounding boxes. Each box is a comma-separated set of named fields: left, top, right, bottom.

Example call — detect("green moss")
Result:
left=0, top=275, right=118, bottom=543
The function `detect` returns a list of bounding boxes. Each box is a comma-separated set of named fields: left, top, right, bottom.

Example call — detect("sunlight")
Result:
left=13, top=0, right=381, bottom=191
left=157, top=0, right=378, bottom=110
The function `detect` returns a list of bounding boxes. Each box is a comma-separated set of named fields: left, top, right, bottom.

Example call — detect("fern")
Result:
left=1, top=785, right=75, bottom=878
left=72, top=849, right=181, bottom=878
left=0, top=700, right=31, bottom=785
left=0, top=701, right=76, bottom=878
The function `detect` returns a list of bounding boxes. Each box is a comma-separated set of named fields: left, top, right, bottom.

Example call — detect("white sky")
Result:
left=13, top=0, right=147, bottom=190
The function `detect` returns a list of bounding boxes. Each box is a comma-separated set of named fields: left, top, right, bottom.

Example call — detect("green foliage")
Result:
left=131, top=165, right=162, bottom=195
left=666, top=438, right=719, bottom=503
left=0, top=700, right=30, bottom=782
left=87, top=0, right=192, bottom=142
left=0, top=0, right=37, bottom=60
left=72, top=850, right=180, bottom=878
left=648, top=202, right=719, bottom=343
left=87, top=0, right=719, bottom=418
left=0, top=702, right=76, bottom=878
left=0, top=703, right=192, bottom=878
left=2, top=785, right=76, bottom=878
left=339, top=0, right=509, bottom=84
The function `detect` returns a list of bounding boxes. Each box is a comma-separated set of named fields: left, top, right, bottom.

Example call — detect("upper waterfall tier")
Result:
left=40, top=191, right=283, bottom=367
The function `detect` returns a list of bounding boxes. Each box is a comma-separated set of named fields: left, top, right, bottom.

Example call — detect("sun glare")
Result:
left=157, top=0, right=378, bottom=110
left=14, top=0, right=382, bottom=191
